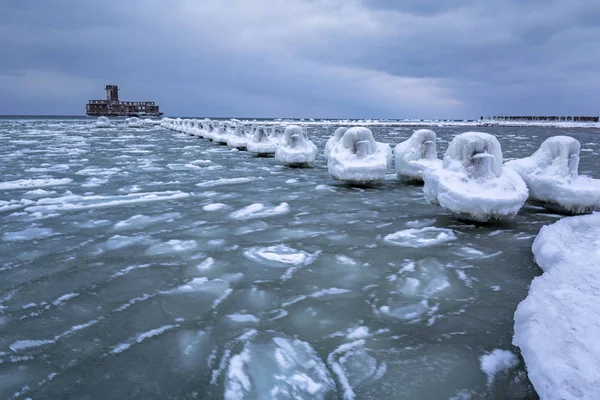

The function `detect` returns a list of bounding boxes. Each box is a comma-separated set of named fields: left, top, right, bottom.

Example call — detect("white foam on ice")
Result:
left=203, top=203, right=228, bottom=211
left=2, top=227, right=53, bottom=242
left=230, top=202, right=290, bottom=220
left=513, top=213, right=600, bottom=400
left=196, top=177, right=255, bottom=188
left=0, top=178, right=72, bottom=190
left=423, top=131, right=528, bottom=222
left=383, top=227, right=456, bottom=247
left=328, top=127, right=392, bottom=185
left=113, top=212, right=180, bottom=230
left=479, top=349, right=518, bottom=385
left=146, top=240, right=197, bottom=255
left=394, top=129, right=442, bottom=182
left=110, top=324, right=179, bottom=355
left=275, top=125, right=318, bottom=167
left=505, top=136, right=600, bottom=214
left=25, top=191, right=189, bottom=213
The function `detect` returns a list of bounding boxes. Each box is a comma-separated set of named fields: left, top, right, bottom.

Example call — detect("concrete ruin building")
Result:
left=86, top=85, right=163, bottom=117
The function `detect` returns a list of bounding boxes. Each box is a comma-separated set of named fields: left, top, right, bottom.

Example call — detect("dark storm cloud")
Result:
left=0, top=0, right=599, bottom=118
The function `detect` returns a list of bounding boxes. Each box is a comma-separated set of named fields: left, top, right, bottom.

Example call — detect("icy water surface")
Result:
left=1, top=117, right=599, bottom=399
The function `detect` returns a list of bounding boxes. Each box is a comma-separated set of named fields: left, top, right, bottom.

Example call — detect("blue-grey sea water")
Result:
left=1, top=117, right=599, bottom=399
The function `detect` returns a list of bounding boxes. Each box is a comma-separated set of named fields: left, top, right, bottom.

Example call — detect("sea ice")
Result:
left=324, top=127, right=348, bottom=159
left=95, top=116, right=111, bottom=127
left=423, top=131, right=528, bottom=222
left=275, top=125, right=317, bottom=167
left=327, top=127, right=392, bottom=185
left=224, top=334, right=334, bottom=399
left=394, top=129, right=441, bottom=182
left=505, top=136, right=600, bottom=214
left=247, top=126, right=278, bottom=156
left=513, top=213, right=600, bottom=400
left=0, top=178, right=72, bottom=190
left=230, top=202, right=290, bottom=220
left=227, top=123, right=248, bottom=150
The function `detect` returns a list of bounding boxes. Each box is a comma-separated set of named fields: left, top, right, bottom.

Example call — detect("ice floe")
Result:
left=479, top=349, right=518, bottom=386
left=513, top=213, right=600, bottom=400
left=275, top=125, right=317, bottom=167
left=423, top=131, right=528, bottom=222
left=394, top=129, right=441, bottom=182
left=224, top=334, right=334, bottom=399
left=384, top=227, right=456, bottom=247
left=328, top=127, right=392, bottom=185
left=505, top=136, right=600, bottom=214
left=230, top=202, right=290, bottom=220
left=0, top=178, right=72, bottom=191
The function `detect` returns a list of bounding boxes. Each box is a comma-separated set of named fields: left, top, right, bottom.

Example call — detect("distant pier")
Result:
left=86, top=85, right=163, bottom=117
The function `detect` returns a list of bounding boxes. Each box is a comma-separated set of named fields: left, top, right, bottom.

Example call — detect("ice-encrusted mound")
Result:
left=95, top=116, right=111, bottom=127
left=327, top=127, right=392, bottom=185
left=213, top=122, right=230, bottom=145
left=394, top=129, right=442, bottom=182
left=423, top=131, right=528, bottom=222
left=247, top=126, right=277, bottom=156
left=225, top=333, right=334, bottom=399
left=275, top=125, right=317, bottom=167
left=505, top=136, right=600, bottom=214
left=324, top=127, right=348, bottom=159
left=227, top=123, right=248, bottom=149
left=126, top=117, right=143, bottom=127
left=204, top=121, right=217, bottom=141
left=513, top=213, right=600, bottom=400
left=269, top=125, right=283, bottom=142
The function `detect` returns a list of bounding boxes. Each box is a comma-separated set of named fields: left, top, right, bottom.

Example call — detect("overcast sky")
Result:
left=1, top=0, right=599, bottom=119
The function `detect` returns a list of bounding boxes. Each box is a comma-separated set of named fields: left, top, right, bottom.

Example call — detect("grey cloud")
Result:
left=0, top=0, right=598, bottom=118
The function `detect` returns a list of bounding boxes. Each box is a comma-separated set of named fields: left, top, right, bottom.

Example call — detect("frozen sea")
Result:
left=1, top=117, right=599, bottom=400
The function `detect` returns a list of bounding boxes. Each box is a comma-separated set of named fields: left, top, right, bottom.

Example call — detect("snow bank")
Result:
left=324, top=127, right=348, bottom=159
left=247, top=126, right=277, bottom=156
left=275, top=125, right=317, bottom=167
left=505, top=136, right=600, bottom=214
left=327, top=127, right=392, bottom=185
left=513, top=213, right=600, bottom=400
left=423, top=131, right=528, bottom=222
left=95, top=116, right=111, bottom=127
left=394, top=129, right=441, bottom=182
left=227, top=123, right=248, bottom=150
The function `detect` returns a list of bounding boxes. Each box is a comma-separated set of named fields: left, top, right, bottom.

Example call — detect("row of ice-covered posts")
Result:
left=161, top=117, right=600, bottom=223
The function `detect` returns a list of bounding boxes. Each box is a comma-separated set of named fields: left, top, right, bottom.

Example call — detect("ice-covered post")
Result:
left=468, top=152, right=495, bottom=179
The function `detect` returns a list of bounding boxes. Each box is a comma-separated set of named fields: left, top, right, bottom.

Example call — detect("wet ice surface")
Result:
left=2, top=118, right=599, bottom=399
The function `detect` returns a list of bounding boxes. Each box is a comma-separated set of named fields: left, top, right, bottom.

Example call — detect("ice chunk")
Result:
left=243, top=244, right=319, bottom=267
left=323, top=127, right=347, bottom=159
left=231, top=202, right=290, bottom=220
left=2, top=227, right=53, bottom=242
left=383, top=227, right=456, bottom=247
left=95, top=116, right=111, bottom=127
left=126, top=117, right=143, bottom=127
left=247, top=126, right=278, bottom=156
left=505, top=136, right=600, bottom=214
left=224, top=334, right=334, bottom=399
left=227, top=123, right=248, bottom=150
left=328, top=127, right=392, bottom=185
left=423, top=132, right=528, bottom=222
left=513, top=213, right=600, bottom=400
left=275, top=125, right=318, bottom=167
left=479, top=349, right=518, bottom=385
left=394, top=129, right=442, bottom=182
